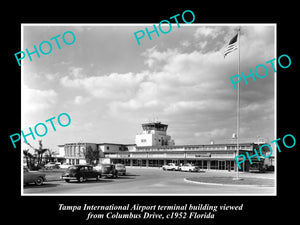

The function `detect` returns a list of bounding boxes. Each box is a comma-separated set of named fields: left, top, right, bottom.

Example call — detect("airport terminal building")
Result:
left=61, top=121, right=271, bottom=172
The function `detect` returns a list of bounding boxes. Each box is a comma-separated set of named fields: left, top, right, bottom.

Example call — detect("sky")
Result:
left=21, top=24, right=275, bottom=153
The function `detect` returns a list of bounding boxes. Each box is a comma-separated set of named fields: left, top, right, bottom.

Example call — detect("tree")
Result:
left=25, top=140, right=48, bottom=167
left=36, top=140, right=48, bottom=165
left=84, top=146, right=100, bottom=165
left=44, top=149, right=56, bottom=163
left=23, top=149, right=34, bottom=168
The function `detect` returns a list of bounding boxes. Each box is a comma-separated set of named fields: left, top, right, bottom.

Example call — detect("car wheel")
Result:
left=78, top=176, right=86, bottom=183
left=65, top=179, right=70, bottom=183
left=35, top=177, right=44, bottom=186
left=189, top=169, right=192, bottom=172
left=163, top=167, right=166, bottom=171
left=96, top=174, right=101, bottom=180
left=172, top=168, right=175, bottom=171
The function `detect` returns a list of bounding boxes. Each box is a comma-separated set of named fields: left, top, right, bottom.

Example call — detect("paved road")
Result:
left=23, top=167, right=275, bottom=195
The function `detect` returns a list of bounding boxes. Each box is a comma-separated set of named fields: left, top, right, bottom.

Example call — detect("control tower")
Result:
left=135, top=121, right=175, bottom=147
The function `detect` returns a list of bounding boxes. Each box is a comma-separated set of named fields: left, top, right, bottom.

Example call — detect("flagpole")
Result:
left=224, top=28, right=242, bottom=180
left=235, top=27, right=241, bottom=180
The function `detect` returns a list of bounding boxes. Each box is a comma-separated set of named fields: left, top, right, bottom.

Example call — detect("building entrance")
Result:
left=218, top=161, right=226, bottom=170
left=137, top=159, right=142, bottom=167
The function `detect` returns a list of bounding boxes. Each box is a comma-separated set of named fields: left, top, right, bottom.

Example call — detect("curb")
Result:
left=184, top=178, right=274, bottom=188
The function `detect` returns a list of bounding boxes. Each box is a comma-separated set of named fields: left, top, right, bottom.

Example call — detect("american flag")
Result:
left=224, top=33, right=238, bottom=58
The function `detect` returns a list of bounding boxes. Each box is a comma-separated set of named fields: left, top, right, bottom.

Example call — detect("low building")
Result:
left=64, top=142, right=97, bottom=165
left=63, top=142, right=128, bottom=165
left=60, top=121, right=270, bottom=172
left=106, top=142, right=266, bottom=171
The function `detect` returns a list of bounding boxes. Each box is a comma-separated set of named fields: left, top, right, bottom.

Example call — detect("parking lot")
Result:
left=23, top=167, right=275, bottom=195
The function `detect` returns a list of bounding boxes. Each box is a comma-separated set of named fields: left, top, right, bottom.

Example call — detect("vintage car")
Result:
left=61, top=165, right=102, bottom=183
left=115, top=163, right=126, bottom=176
left=162, top=163, right=179, bottom=171
left=179, top=163, right=200, bottom=172
left=23, top=167, right=46, bottom=186
left=59, top=163, right=71, bottom=169
left=249, top=162, right=266, bottom=173
left=45, top=162, right=61, bottom=169
left=94, top=164, right=118, bottom=178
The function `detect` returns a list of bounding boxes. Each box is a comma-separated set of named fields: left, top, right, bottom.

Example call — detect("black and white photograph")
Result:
left=5, top=5, right=298, bottom=224
left=20, top=24, right=276, bottom=195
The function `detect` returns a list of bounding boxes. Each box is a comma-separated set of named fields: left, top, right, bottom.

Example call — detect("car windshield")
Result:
left=67, top=166, right=78, bottom=171
left=116, top=164, right=124, bottom=168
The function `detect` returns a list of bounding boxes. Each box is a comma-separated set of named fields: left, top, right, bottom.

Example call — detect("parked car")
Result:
left=61, top=165, right=102, bottom=183
left=23, top=167, right=46, bottom=186
left=249, top=163, right=266, bottom=173
left=45, top=162, right=61, bottom=169
left=265, top=165, right=274, bottom=171
left=60, top=163, right=71, bottom=169
left=94, top=164, right=118, bottom=178
left=115, top=164, right=126, bottom=175
left=162, top=163, right=179, bottom=171
left=179, top=164, right=200, bottom=172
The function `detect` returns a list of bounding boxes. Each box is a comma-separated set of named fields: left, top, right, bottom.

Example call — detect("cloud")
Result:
left=180, top=40, right=191, bottom=47
left=22, top=84, right=58, bottom=114
left=60, top=71, right=149, bottom=100
left=74, top=95, right=90, bottom=105
left=69, top=67, right=85, bottom=78
left=194, top=26, right=224, bottom=39
left=58, top=25, right=275, bottom=144
left=102, top=49, right=236, bottom=126
left=193, top=26, right=231, bottom=52
left=141, top=47, right=179, bottom=69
